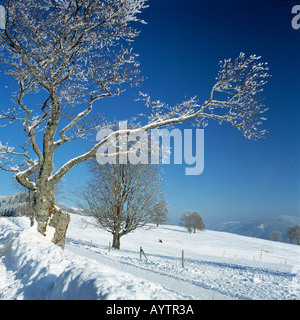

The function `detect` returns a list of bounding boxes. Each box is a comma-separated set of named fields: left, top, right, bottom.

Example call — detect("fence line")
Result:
left=65, top=236, right=289, bottom=268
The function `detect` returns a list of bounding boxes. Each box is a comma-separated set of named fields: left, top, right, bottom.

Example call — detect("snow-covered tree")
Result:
left=0, top=0, right=270, bottom=248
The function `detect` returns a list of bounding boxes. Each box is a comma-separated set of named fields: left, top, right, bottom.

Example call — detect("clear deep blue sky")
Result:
left=0, top=0, right=299, bottom=226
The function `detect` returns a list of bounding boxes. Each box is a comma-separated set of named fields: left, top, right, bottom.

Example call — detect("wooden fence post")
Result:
left=140, top=247, right=148, bottom=260
left=109, top=242, right=111, bottom=252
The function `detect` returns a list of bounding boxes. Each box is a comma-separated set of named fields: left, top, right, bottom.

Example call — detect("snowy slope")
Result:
left=0, top=214, right=300, bottom=300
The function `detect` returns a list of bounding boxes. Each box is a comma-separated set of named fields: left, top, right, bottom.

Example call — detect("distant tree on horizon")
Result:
left=286, top=225, right=300, bottom=245
left=180, top=211, right=206, bottom=233
left=266, top=232, right=282, bottom=242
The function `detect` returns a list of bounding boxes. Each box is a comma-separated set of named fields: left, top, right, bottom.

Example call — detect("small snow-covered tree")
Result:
left=0, top=0, right=270, bottom=248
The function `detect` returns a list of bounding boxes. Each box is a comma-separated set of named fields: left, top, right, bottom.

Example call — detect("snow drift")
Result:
left=0, top=218, right=184, bottom=300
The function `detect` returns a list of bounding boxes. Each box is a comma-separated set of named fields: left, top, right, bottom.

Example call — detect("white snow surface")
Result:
left=0, top=214, right=300, bottom=300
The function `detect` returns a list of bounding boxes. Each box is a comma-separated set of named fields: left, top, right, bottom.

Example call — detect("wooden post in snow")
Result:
left=140, top=247, right=148, bottom=260
left=182, top=250, right=184, bottom=268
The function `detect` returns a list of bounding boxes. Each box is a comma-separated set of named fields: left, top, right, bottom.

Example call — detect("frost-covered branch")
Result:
left=50, top=52, right=271, bottom=184
left=0, top=0, right=148, bottom=183
left=138, top=53, right=270, bottom=140
left=0, top=142, right=37, bottom=190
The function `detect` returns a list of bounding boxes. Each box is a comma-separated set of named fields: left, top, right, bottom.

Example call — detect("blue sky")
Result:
left=0, top=0, right=299, bottom=226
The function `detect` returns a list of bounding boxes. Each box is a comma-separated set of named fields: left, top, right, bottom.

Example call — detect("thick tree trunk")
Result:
left=32, top=104, right=71, bottom=249
left=34, top=184, right=70, bottom=250
left=34, top=185, right=55, bottom=236
left=112, top=232, right=121, bottom=250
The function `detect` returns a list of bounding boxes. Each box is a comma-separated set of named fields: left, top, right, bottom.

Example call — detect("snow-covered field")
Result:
left=0, top=214, right=300, bottom=300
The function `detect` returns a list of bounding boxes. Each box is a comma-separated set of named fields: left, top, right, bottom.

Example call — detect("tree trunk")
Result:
left=112, top=232, right=121, bottom=250
left=32, top=104, right=71, bottom=249
left=34, top=184, right=55, bottom=236
left=34, top=183, right=70, bottom=250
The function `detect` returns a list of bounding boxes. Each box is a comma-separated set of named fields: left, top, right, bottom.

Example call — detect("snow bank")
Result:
left=0, top=223, right=18, bottom=253
left=0, top=219, right=183, bottom=300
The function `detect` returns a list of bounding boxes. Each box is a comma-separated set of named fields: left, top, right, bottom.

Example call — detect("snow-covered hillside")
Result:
left=0, top=214, right=300, bottom=300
